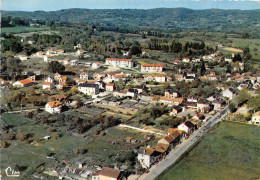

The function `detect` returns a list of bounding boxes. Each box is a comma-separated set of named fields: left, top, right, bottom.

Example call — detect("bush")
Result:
left=229, top=103, right=237, bottom=113
left=1, top=141, right=10, bottom=148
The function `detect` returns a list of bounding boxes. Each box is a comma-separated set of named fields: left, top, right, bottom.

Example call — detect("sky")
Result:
left=1, top=0, right=260, bottom=11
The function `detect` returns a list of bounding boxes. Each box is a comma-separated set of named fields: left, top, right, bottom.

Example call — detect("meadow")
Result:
left=1, top=26, right=51, bottom=34
left=157, top=121, right=260, bottom=180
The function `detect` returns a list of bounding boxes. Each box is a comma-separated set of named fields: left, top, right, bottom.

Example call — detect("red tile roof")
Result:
left=48, top=101, right=62, bottom=108
left=42, top=82, right=52, bottom=85
left=18, top=79, right=33, bottom=85
left=99, top=167, right=121, bottom=179
left=106, top=58, right=132, bottom=62
left=142, top=64, right=163, bottom=67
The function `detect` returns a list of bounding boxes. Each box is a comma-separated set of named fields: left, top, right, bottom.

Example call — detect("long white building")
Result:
left=105, top=58, right=133, bottom=68
left=141, top=64, right=163, bottom=73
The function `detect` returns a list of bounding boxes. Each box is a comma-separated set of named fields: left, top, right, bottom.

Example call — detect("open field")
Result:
left=230, top=38, right=260, bottom=61
left=1, top=26, right=51, bottom=34
left=222, top=47, right=243, bottom=53
left=158, top=121, right=260, bottom=180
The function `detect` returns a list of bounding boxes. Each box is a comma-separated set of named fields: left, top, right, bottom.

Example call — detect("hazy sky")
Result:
left=1, top=0, right=260, bottom=11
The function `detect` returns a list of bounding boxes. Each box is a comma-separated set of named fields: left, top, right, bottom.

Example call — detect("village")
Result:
left=1, top=41, right=259, bottom=180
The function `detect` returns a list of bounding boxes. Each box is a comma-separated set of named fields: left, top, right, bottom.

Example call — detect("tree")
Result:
left=232, top=54, right=242, bottom=63
left=229, top=103, right=236, bottom=113
left=47, top=61, right=65, bottom=74
left=200, top=59, right=206, bottom=76
left=247, top=95, right=260, bottom=113
left=235, top=89, right=251, bottom=105
left=130, top=45, right=142, bottom=56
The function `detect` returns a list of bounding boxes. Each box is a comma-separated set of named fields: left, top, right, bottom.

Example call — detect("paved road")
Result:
left=138, top=105, right=229, bottom=180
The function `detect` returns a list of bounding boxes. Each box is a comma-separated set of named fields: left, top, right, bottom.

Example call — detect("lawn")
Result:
left=158, top=121, right=260, bottom=180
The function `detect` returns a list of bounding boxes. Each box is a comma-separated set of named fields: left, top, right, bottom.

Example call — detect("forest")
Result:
left=2, top=8, right=260, bottom=37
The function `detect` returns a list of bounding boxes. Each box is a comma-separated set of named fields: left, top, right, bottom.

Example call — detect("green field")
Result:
left=1, top=26, right=50, bottom=34
left=158, top=122, right=260, bottom=180
left=230, top=38, right=260, bottom=61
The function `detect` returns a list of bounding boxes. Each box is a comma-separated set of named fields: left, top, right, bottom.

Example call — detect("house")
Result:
left=212, top=100, right=225, bottom=110
left=138, top=147, right=162, bottom=169
left=93, top=72, right=106, bottom=79
left=184, top=75, right=195, bottom=82
left=105, top=58, right=133, bottom=68
left=74, top=78, right=86, bottom=85
left=125, top=137, right=136, bottom=143
left=222, top=88, right=237, bottom=100
left=155, top=143, right=169, bottom=155
left=103, top=77, right=113, bottom=84
left=174, top=59, right=180, bottom=65
left=141, top=64, right=163, bottom=73
left=157, top=130, right=184, bottom=152
left=36, top=51, right=44, bottom=56
left=193, top=114, right=205, bottom=121
left=43, top=136, right=51, bottom=140
left=92, top=62, right=101, bottom=69
left=165, top=89, right=179, bottom=98
left=0, top=78, right=5, bottom=85
left=70, top=59, right=78, bottom=66
left=122, top=50, right=129, bottom=56
left=201, top=74, right=218, bottom=81
left=54, top=73, right=62, bottom=81
left=19, top=55, right=28, bottom=61
left=133, top=86, right=143, bottom=94
left=45, top=101, right=62, bottom=114
left=170, top=106, right=183, bottom=116
left=237, top=84, right=248, bottom=91
left=45, top=76, right=53, bottom=83
left=197, top=100, right=211, bottom=112
left=182, top=58, right=190, bottom=63
left=166, top=76, right=173, bottom=82
left=157, top=96, right=183, bottom=106
left=106, top=83, right=114, bottom=92
left=42, top=82, right=55, bottom=90
left=78, top=83, right=99, bottom=96
left=251, top=111, right=260, bottom=125
left=13, top=79, right=34, bottom=88
left=76, top=49, right=84, bottom=56
left=74, top=44, right=82, bottom=49
left=112, top=74, right=126, bottom=81
left=59, top=76, right=67, bottom=85
left=63, top=58, right=70, bottom=65
left=55, top=49, right=64, bottom=54
left=75, top=161, right=84, bottom=168
left=80, top=72, right=88, bottom=80
left=187, top=96, right=198, bottom=103
left=154, top=74, right=166, bottom=83
left=28, top=40, right=34, bottom=44
left=44, top=55, right=51, bottom=62
left=99, top=167, right=124, bottom=180
left=144, top=74, right=166, bottom=83
left=225, top=58, right=233, bottom=63
left=177, top=121, right=197, bottom=135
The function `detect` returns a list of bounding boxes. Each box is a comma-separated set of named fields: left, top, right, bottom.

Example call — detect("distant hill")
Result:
left=2, top=8, right=260, bottom=32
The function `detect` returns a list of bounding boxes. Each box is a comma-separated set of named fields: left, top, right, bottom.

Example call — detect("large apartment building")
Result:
left=141, top=64, right=163, bottom=73
left=105, top=58, right=133, bottom=68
